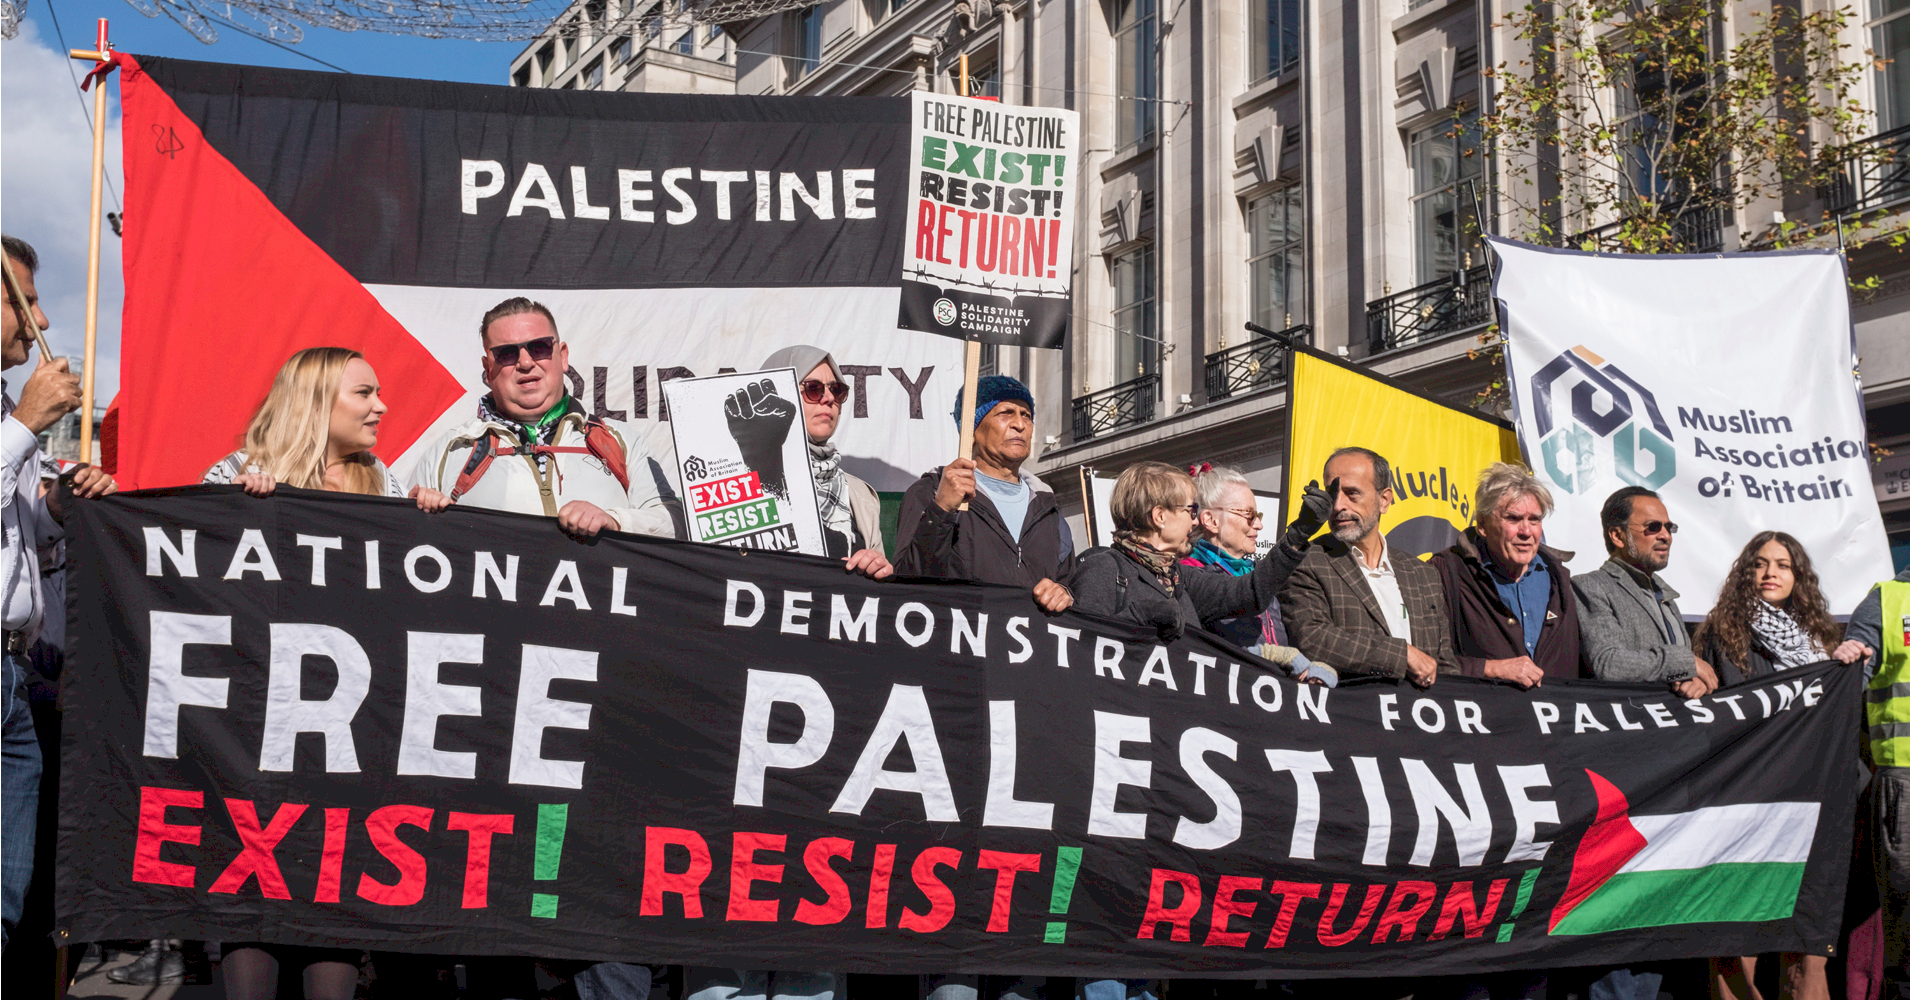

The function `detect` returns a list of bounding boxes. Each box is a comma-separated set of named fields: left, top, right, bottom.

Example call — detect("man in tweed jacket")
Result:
left=1280, top=447, right=1458, bottom=685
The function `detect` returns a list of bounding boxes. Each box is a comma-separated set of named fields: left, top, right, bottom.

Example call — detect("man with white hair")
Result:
left=1428, top=461, right=1591, bottom=688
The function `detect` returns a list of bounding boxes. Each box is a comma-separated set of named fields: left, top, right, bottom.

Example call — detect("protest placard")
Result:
left=662, top=368, right=826, bottom=555
left=897, top=92, right=1080, bottom=349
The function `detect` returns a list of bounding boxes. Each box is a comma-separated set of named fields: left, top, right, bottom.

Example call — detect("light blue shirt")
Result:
left=1487, top=551, right=1550, bottom=657
left=976, top=471, right=1031, bottom=542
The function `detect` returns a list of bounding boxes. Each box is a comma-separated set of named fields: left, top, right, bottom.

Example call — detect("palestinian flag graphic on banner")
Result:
left=1551, top=771, right=1817, bottom=936
left=107, top=54, right=963, bottom=492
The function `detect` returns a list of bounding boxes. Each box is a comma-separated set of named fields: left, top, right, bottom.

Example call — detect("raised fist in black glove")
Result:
left=1282, top=477, right=1338, bottom=550
left=726, top=379, right=797, bottom=500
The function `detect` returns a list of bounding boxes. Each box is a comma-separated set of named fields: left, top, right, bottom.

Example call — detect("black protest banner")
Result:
left=61, top=489, right=1861, bottom=977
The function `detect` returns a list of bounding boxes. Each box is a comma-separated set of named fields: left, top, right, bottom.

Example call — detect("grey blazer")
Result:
left=1572, top=557, right=1697, bottom=684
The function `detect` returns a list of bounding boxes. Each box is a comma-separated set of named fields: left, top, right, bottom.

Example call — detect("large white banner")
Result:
left=1492, top=240, right=1892, bottom=615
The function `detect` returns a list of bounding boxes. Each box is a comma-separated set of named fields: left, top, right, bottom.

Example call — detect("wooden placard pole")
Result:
left=70, top=19, right=111, bottom=464
left=953, top=53, right=981, bottom=511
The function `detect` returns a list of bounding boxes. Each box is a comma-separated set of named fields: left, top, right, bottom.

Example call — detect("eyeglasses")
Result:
left=800, top=380, right=851, bottom=404
left=488, top=336, right=557, bottom=367
left=1223, top=507, right=1265, bottom=525
left=1632, top=520, right=1679, bottom=536
left=1174, top=503, right=1201, bottom=517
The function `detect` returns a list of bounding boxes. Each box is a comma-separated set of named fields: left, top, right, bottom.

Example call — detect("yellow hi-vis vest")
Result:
left=1867, top=581, right=1910, bottom=766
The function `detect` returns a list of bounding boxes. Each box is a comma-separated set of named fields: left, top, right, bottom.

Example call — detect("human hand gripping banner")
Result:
left=897, top=93, right=1079, bottom=348
left=1283, top=346, right=1522, bottom=559
left=63, top=490, right=1859, bottom=975
left=1491, top=240, right=1893, bottom=613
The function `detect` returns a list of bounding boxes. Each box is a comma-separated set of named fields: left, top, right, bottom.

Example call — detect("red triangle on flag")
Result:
left=1548, top=768, right=1648, bottom=932
left=113, top=55, right=467, bottom=490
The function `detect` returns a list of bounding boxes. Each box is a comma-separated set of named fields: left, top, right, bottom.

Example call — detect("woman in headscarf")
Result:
left=761, top=345, right=890, bottom=577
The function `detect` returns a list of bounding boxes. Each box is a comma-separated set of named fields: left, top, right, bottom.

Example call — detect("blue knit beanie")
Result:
left=952, top=374, right=1036, bottom=427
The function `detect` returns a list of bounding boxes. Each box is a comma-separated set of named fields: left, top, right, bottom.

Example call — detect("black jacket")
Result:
left=1071, top=540, right=1307, bottom=637
left=1427, top=529, right=1590, bottom=681
left=1698, top=630, right=1784, bottom=687
left=893, top=467, right=1077, bottom=588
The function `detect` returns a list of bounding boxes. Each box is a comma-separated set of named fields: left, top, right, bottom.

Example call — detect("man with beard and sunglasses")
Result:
left=412, top=297, right=680, bottom=540
left=1573, top=485, right=1720, bottom=700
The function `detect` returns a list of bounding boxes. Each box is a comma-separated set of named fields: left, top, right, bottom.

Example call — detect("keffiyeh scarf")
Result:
left=809, top=439, right=854, bottom=544
left=1750, top=600, right=1825, bottom=670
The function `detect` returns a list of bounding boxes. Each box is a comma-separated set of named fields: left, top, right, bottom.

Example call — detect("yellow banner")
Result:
left=1283, top=349, right=1522, bottom=560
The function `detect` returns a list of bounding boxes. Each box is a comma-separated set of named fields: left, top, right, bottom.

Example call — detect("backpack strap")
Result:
left=450, top=432, right=499, bottom=501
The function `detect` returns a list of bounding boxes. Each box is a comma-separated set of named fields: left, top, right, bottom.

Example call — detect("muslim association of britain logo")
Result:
left=1528, top=345, right=1675, bottom=494
left=932, top=298, right=959, bottom=326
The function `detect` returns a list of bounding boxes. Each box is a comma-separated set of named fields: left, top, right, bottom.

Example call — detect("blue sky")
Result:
left=3, top=1, right=528, bottom=408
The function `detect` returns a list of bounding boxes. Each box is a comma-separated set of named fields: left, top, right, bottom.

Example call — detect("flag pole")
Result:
left=70, top=19, right=111, bottom=464
left=954, top=52, right=981, bottom=511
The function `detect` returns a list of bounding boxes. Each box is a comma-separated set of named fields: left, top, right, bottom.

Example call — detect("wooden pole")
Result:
left=75, top=20, right=110, bottom=464
left=953, top=54, right=981, bottom=510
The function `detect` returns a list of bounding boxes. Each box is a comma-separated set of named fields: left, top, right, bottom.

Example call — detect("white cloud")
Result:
left=2, top=19, right=124, bottom=406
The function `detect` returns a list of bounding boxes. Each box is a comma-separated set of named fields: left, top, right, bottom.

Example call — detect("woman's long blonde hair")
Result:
left=240, top=347, right=380, bottom=494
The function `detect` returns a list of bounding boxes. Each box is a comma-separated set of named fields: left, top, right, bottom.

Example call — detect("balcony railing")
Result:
left=1203, top=324, right=1310, bottom=402
left=1824, top=124, right=1910, bottom=217
left=1364, top=266, right=1493, bottom=355
left=1567, top=204, right=1725, bottom=254
left=1071, top=373, right=1161, bottom=442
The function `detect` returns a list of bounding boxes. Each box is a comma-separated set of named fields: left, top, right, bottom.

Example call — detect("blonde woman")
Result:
left=203, top=347, right=447, bottom=510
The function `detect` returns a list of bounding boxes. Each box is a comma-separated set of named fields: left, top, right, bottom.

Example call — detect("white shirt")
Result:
left=1, top=389, right=60, bottom=638
left=1358, top=535, right=1412, bottom=642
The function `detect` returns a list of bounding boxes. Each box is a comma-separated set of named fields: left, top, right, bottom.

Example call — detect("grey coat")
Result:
left=1572, top=556, right=1697, bottom=684
left=1072, top=540, right=1307, bottom=635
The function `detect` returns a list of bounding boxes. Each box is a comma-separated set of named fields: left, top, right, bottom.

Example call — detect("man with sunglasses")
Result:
left=1574, top=485, right=1720, bottom=699
left=412, top=297, right=680, bottom=540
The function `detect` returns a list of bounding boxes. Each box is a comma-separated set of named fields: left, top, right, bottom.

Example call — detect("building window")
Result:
left=1113, top=0, right=1157, bottom=150
left=1875, top=0, right=1910, bottom=130
left=537, top=41, right=556, bottom=84
left=585, top=0, right=607, bottom=30
left=675, top=29, right=694, bottom=54
left=979, top=343, right=1000, bottom=376
left=610, top=37, right=632, bottom=65
left=583, top=57, right=604, bottom=89
left=1408, top=108, right=1485, bottom=284
left=794, top=5, right=823, bottom=76
left=513, top=63, right=532, bottom=87
left=708, top=22, right=723, bottom=41
left=1247, top=183, right=1304, bottom=333
left=968, top=61, right=1001, bottom=98
left=1250, top=0, right=1298, bottom=82
left=890, top=0, right=909, bottom=13
left=1111, top=243, right=1158, bottom=382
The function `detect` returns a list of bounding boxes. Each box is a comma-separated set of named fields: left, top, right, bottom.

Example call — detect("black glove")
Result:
left=1138, top=598, right=1184, bottom=643
left=725, top=379, right=797, bottom=500
left=1282, top=477, right=1338, bottom=549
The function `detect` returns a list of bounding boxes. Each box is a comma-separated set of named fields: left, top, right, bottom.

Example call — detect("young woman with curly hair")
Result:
left=1694, top=530, right=1868, bottom=686
left=1695, top=531, right=1869, bottom=1000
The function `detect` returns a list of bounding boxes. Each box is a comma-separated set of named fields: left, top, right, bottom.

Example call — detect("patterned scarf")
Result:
left=1750, top=600, right=1825, bottom=670
left=1113, top=531, right=1182, bottom=597
left=809, top=438, right=853, bottom=544
left=478, top=394, right=576, bottom=473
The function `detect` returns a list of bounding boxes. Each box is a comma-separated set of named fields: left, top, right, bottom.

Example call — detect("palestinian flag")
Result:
left=107, top=54, right=968, bottom=491
left=1550, top=770, right=1818, bottom=936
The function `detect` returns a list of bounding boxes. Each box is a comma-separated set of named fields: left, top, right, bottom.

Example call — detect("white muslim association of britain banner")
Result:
left=1491, top=239, right=1893, bottom=614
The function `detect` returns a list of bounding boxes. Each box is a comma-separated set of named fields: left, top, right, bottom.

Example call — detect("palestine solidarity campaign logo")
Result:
left=1549, top=770, right=1817, bottom=935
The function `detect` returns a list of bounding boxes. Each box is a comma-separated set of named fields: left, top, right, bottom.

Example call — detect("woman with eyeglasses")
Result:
left=760, top=345, right=891, bottom=577
left=1179, top=463, right=1289, bottom=651
left=1070, top=461, right=1332, bottom=642
left=203, top=347, right=449, bottom=511
left=1694, top=536, right=1867, bottom=1000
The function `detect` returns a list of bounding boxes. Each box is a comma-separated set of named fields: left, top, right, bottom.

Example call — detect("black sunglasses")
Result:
left=1633, top=520, right=1679, bottom=536
left=489, top=336, right=557, bottom=366
left=800, top=380, right=851, bottom=404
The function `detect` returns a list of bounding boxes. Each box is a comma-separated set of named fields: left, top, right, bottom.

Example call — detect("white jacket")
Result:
left=413, top=408, right=679, bottom=538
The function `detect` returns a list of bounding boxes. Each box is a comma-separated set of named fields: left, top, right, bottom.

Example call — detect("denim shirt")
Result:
left=1487, top=551, right=1550, bottom=657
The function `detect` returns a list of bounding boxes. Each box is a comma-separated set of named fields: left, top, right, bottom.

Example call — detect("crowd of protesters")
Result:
left=3, top=239, right=1910, bottom=1000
